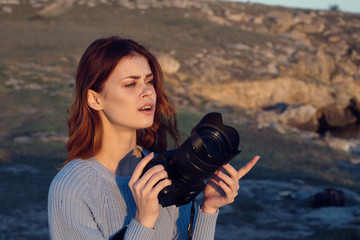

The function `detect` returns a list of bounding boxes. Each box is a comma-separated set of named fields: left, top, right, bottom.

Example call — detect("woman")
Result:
left=48, top=36, right=259, bottom=240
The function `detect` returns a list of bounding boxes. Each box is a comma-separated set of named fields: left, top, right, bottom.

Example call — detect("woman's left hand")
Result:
left=201, top=156, right=260, bottom=214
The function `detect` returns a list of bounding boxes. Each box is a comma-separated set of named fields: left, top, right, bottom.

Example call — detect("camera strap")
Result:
left=187, top=198, right=196, bottom=240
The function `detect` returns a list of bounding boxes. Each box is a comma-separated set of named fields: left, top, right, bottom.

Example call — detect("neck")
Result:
left=95, top=117, right=141, bottom=174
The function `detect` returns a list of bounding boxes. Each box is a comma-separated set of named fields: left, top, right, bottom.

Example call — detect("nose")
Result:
left=141, top=83, right=154, bottom=98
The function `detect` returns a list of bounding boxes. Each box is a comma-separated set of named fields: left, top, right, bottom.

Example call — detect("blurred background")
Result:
left=0, top=0, right=359, bottom=239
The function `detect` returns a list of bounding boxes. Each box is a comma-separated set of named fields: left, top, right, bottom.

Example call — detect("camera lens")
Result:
left=197, top=128, right=229, bottom=156
left=146, top=112, right=241, bottom=207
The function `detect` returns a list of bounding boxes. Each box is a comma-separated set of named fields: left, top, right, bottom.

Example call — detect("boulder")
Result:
left=278, top=104, right=319, bottom=132
left=37, top=0, right=75, bottom=17
left=324, top=134, right=352, bottom=152
left=312, top=188, right=345, bottom=208
left=156, top=54, right=181, bottom=74
left=192, top=77, right=335, bottom=109
left=318, top=103, right=357, bottom=128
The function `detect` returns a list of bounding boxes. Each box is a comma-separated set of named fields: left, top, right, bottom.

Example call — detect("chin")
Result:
left=139, top=121, right=155, bottom=129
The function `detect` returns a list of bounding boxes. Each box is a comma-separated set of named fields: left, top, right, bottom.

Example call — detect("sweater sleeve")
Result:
left=192, top=205, right=219, bottom=240
left=48, top=163, right=155, bottom=240
left=48, top=174, right=106, bottom=240
left=178, top=202, right=219, bottom=240
left=110, top=219, right=155, bottom=240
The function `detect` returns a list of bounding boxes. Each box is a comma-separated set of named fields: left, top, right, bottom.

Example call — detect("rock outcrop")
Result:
left=1, top=0, right=360, bottom=144
left=1, top=0, right=359, bottom=113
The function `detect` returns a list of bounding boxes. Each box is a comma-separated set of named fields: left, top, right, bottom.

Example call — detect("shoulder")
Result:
left=49, top=159, right=97, bottom=198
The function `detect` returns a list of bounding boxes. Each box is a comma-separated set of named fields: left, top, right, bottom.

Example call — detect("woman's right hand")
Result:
left=128, top=152, right=171, bottom=229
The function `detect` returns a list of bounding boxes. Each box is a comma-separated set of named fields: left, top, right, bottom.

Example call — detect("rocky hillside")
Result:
left=12, top=0, right=360, bottom=157
left=0, top=1, right=360, bottom=239
left=1, top=0, right=360, bottom=132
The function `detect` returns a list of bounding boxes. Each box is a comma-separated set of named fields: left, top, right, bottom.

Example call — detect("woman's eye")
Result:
left=125, top=82, right=136, bottom=88
left=147, top=79, right=154, bottom=85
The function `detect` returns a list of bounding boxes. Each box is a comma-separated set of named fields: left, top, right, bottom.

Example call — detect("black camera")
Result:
left=142, top=112, right=241, bottom=207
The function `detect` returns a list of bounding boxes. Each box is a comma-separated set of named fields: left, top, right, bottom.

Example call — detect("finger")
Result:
left=141, top=169, right=168, bottom=193
left=130, top=165, right=166, bottom=200
left=149, top=178, right=172, bottom=197
left=209, top=175, right=228, bottom=196
left=130, top=152, right=154, bottom=183
left=216, top=171, right=238, bottom=197
left=221, top=164, right=240, bottom=190
left=218, top=180, right=234, bottom=202
left=237, top=155, right=260, bottom=179
left=134, top=164, right=165, bottom=189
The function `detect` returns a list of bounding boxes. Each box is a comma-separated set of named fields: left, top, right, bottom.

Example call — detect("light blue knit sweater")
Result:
left=48, top=157, right=219, bottom=239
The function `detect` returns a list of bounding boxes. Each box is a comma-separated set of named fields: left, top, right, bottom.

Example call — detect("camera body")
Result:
left=142, top=112, right=241, bottom=207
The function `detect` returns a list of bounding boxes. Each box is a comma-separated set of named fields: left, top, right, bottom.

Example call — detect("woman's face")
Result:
left=97, top=55, right=157, bottom=131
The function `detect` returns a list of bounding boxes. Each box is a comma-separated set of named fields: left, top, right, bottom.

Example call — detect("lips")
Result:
left=138, top=103, right=155, bottom=112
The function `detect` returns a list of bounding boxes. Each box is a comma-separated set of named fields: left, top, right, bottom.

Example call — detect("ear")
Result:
left=87, top=89, right=103, bottom=111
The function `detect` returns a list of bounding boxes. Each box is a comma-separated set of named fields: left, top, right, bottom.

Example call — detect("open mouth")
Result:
left=139, top=104, right=154, bottom=112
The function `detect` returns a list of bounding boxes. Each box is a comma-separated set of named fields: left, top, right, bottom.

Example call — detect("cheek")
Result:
left=102, top=90, right=132, bottom=113
left=109, top=94, right=132, bottom=111
left=102, top=98, right=135, bottom=125
left=153, top=89, right=157, bottom=101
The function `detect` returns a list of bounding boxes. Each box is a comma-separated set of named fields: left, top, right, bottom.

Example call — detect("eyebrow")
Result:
left=123, top=73, right=153, bottom=80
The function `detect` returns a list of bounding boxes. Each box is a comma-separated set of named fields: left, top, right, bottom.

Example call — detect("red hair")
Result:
left=64, top=36, right=180, bottom=166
